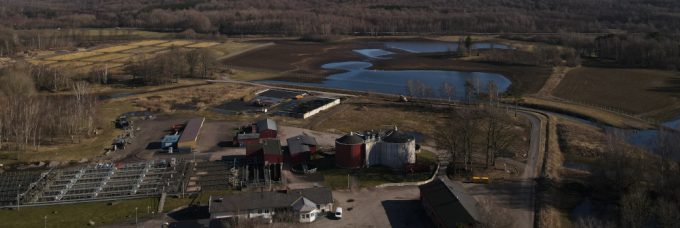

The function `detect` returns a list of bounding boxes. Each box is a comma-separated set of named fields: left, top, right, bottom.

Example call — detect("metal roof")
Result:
left=336, top=133, right=364, bottom=145
left=210, top=187, right=332, bottom=213
left=287, top=135, right=318, bottom=155
left=382, top=130, right=415, bottom=143
left=179, top=118, right=205, bottom=143
left=256, top=118, right=277, bottom=132
left=419, top=177, right=480, bottom=226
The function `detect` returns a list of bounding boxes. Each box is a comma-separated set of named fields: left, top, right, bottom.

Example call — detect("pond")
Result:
left=353, top=49, right=395, bottom=59
left=384, top=42, right=511, bottom=53
left=262, top=61, right=511, bottom=99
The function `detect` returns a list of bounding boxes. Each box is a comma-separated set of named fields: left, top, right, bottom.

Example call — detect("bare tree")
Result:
left=620, top=187, right=650, bottom=228
left=439, top=82, right=455, bottom=102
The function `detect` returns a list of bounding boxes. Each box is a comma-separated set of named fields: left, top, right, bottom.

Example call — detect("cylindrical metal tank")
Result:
left=335, top=133, right=364, bottom=168
left=379, top=130, right=416, bottom=169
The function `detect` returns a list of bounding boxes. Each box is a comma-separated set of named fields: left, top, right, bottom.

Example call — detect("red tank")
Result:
left=335, top=133, right=364, bottom=168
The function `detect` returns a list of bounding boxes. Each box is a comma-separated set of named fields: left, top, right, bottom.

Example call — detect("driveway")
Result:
left=305, top=187, right=433, bottom=228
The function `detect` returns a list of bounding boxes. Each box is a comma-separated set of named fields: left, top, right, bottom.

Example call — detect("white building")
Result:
left=209, top=187, right=333, bottom=223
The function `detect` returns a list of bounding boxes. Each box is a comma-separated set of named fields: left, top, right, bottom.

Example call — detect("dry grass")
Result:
left=127, top=40, right=168, bottom=46
left=211, top=42, right=261, bottom=57
left=315, top=98, right=446, bottom=142
left=521, top=96, right=653, bottom=129
left=45, top=51, right=101, bottom=61
left=17, top=101, right=138, bottom=163
left=158, top=40, right=195, bottom=47
left=226, top=68, right=281, bottom=81
left=49, top=61, right=93, bottom=69
left=94, top=45, right=139, bottom=53
left=26, top=59, right=57, bottom=65
left=553, top=67, right=680, bottom=120
left=186, top=42, right=220, bottom=48
left=122, top=46, right=167, bottom=54
left=82, top=53, right=131, bottom=62
left=128, top=83, right=260, bottom=113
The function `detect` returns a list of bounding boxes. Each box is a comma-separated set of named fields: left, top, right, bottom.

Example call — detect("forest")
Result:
left=0, top=0, right=679, bottom=35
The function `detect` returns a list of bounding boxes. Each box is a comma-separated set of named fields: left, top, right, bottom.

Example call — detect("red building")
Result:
left=246, top=139, right=282, bottom=164
left=286, top=134, right=318, bottom=164
left=233, top=118, right=278, bottom=146
left=335, top=132, right=364, bottom=168
left=256, top=118, right=278, bottom=139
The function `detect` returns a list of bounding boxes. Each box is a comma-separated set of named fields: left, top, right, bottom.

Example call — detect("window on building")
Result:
left=257, top=209, right=261, bottom=214
left=264, top=209, right=269, bottom=213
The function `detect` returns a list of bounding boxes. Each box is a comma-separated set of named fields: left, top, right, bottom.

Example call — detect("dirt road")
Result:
left=464, top=111, right=544, bottom=228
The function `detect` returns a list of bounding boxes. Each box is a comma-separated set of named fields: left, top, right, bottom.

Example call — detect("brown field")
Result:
left=158, top=40, right=195, bottom=47
left=45, top=51, right=102, bottom=61
left=186, top=42, right=220, bottom=48
left=127, top=39, right=168, bottom=46
left=82, top=53, right=131, bottom=62
left=122, top=46, right=167, bottom=54
left=50, top=61, right=93, bottom=69
left=553, top=67, right=680, bottom=120
left=94, top=45, right=139, bottom=53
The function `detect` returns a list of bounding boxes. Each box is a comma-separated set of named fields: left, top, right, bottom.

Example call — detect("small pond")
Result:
left=262, top=61, right=511, bottom=100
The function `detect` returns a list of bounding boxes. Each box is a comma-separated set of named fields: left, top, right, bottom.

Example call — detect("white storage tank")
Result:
left=378, top=129, right=416, bottom=169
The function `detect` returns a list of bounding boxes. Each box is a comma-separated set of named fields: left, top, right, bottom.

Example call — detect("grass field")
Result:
left=553, top=67, right=680, bottom=120
left=95, top=45, right=139, bottom=53
left=29, top=39, right=259, bottom=76
left=321, top=166, right=432, bottom=190
left=81, top=53, right=131, bottom=62
left=0, top=198, right=160, bottom=228
left=127, top=40, right=169, bottom=46
left=186, top=42, right=220, bottom=48
left=45, top=51, right=101, bottom=61
left=158, top=40, right=195, bottom=47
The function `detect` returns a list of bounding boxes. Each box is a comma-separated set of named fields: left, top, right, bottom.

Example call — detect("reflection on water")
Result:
left=262, top=61, right=511, bottom=100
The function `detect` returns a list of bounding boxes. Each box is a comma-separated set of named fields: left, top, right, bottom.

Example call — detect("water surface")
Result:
left=263, top=61, right=511, bottom=99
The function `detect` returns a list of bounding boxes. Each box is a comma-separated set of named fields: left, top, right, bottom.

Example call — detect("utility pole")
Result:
left=347, top=174, right=350, bottom=191
left=135, top=207, right=138, bottom=227
left=44, top=215, right=47, bottom=228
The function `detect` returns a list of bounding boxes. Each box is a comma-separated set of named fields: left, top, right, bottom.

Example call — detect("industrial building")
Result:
left=178, top=118, right=205, bottom=153
left=419, top=177, right=480, bottom=227
left=286, top=134, right=318, bottom=164
left=335, top=127, right=417, bottom=169
left=209, top=187, right=333, bottom=223
left=246, top=139, right=283, bottom=164
left=233, top=118, right=278, bottom=147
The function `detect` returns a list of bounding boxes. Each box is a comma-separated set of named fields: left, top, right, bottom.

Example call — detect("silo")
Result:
left=335, top=132, right=364, bottom=168
left=379, top=129, right=416, bottom=169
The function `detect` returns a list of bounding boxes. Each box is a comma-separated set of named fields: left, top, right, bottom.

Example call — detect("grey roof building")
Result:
left=419, top=177, right=480, bottom=227
left=256, top=118, right=278, bottom=132
left=287, top=134, right=318, bottom=155
left=209, top=187, right=333, bottom=223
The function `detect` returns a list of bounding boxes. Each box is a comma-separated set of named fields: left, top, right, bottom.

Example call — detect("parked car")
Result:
left=335, top=207, right=343, bottom=219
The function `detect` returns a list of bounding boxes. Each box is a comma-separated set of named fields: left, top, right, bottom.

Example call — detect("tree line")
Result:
left=124, top=47, right=219, bottom=85
left=1, top=0, right=679, bottom=36
left=0, top=64, right=98, bottom=152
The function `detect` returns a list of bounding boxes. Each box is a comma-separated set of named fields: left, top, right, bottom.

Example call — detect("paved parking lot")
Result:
left=305, top=187, right=433, bottom=228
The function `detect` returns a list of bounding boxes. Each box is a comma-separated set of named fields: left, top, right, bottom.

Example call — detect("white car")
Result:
left=335, top=207, right=343, bottom=219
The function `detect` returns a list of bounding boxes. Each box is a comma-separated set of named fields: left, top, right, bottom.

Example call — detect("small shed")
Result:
left=178, top=117, right=205, bottom=153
